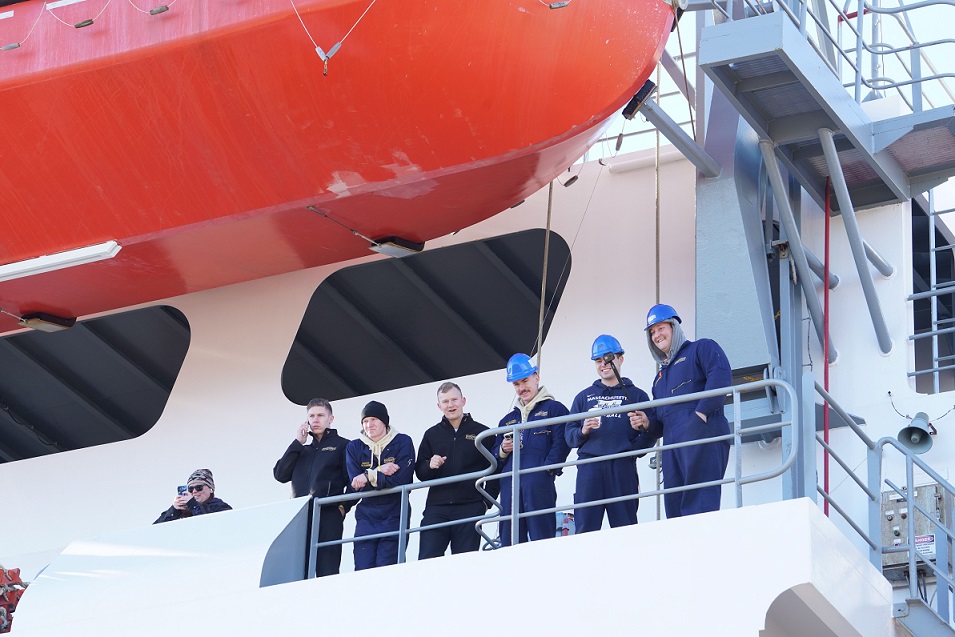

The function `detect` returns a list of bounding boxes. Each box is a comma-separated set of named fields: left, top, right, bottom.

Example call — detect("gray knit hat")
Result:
left=187, top=468, right=215, bottom=492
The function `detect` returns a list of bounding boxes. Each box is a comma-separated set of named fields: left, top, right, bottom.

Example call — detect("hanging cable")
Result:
left=1, top=0, right=46, bottom=50
left=46, top=0, right=113, bottom=28
left=673, top=8, right=697, bottom=141
left=288, top=0, right=378, bottom=75
left=535, top=181, right=554, bottom=371
left=126, top=0, right=178, bottom=15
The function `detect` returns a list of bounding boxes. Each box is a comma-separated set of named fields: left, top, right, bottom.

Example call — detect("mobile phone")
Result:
left=503, top=433, right=513, bottom=441
left=177, top=485, right=187, bottom=496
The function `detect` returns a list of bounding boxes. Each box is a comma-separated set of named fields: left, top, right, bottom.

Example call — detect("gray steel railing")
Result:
left=700, top=0, right=955, bottom=111
left=814, top=380, right=955, bottom=626
left=303, top=378, right=798, bottom=574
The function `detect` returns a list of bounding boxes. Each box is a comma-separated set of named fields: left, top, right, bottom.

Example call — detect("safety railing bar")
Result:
left=907, top=363, right=955, bottom=377
left=909, top=326, right=955, bottom=340
left=307, top=379, right=798, bottom=559
left=863, top=71, right=955, bottom=91
left=908, top=285, right=955, bottom=301
left=815, top=382, right=877, bottom=449
left=863, top=0, right=955, bottom=16
left=816, top=485, right=881, bottom=549
left=815, top=433, right=878, bottom=500
left=764, top=0, right=955, bottom=108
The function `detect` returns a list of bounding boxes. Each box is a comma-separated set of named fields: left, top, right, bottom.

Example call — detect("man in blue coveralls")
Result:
left=494, top=353, right=571, bottom=546
left=566, top=335, right=657, bottom=532
left=346, top=400, right=416, bottom=569
left=631, top=304, right=732, bottom=518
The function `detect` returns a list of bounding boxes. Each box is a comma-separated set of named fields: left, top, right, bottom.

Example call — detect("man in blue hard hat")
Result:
left=566, top=335, right=658, bottom=532
left=631, top=304, right=732, bottom=517
left=493, top=353, right=571, bottom=545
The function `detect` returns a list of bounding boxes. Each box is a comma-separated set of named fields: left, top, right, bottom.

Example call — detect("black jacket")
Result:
left=415, top=414, right=499, bottom=507
left=273, top=428, right=352, bottom=508
left=154, top=497, right=231, bottom=524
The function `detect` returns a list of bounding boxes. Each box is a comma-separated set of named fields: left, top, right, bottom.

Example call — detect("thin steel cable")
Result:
left=673, top=10, right=697, bottom=141
left=46, top=0, right=113, bottom=27
left=1, top=0, right=46, bottom=47
left=126, top=0, right=179, bottom=15
left=535, top=181, right=554, bottom=370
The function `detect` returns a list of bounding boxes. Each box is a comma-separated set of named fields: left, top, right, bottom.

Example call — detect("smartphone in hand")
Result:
left=177, top=485, right=187, bottom=496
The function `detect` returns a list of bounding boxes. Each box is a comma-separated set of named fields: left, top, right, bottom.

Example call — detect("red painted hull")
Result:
left=0, top=0, right=672, bottom=332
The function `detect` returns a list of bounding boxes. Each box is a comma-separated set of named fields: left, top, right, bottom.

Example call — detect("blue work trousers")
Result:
left=573, top=457, right=639, bottom=533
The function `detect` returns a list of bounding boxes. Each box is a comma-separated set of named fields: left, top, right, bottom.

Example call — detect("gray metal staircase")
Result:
left=698, top=10, right=955, bottom=213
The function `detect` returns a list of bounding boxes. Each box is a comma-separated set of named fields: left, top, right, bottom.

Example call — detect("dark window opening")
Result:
left=912, top=201, right=955, bottom=394
left=282, top=229, right=572, bottom=403
left=0, top=306, right=190, bottom=463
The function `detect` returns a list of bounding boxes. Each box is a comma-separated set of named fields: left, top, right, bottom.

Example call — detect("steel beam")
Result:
left=759, top=140, right=837, bottom=362
left=819, top=127, right=893, bottom=354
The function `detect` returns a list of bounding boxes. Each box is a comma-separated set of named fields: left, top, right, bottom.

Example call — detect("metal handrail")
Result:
left=725, top=0, right=955, bottom=111
left=813, top=380, right=955, bottom=625
left=303, top=379, right=798, bottom=574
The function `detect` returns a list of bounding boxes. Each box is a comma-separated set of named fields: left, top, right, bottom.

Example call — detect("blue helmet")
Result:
left=591, top=334, right=624, bottom=360
left=645, top=304, right=681, bottom=330
left=506, top=353, right=539, bottom=382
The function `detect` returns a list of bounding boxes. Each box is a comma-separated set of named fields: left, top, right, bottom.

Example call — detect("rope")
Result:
left=288, top=0, right=379, bottom=74
left=1, top=0, right=45, bottom=48
left=46, top=0, right=113, bottom=28
left=535, top=181, right=554, bottom=371
left=654, top=64, right=663, bottom=521
left=126, top=0, right=179, bottom=15
left=673, top=8, right=697, bottom=141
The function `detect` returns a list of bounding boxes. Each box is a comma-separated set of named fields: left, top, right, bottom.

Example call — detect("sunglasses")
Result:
left=187, top=485, right=206, bottom=493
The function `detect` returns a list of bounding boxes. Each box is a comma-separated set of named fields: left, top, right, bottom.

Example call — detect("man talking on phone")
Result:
left=154, top=468, right=231, bottom=524
left=273, top=398, right=352, bottom=576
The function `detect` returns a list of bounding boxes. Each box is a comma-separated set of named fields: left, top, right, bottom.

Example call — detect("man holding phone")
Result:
left=273, top=398, right=352, bottom=577
left=566, top=335, right=657, bottom=533
left=154, top=468, right=232, bottom=524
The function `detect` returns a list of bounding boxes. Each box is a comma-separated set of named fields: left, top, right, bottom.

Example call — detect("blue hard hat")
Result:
left=645, top=304, right=681, bottom=330
left=506, top=353, right=539, bottom=382
left=591, top=334, right=624, bottom=360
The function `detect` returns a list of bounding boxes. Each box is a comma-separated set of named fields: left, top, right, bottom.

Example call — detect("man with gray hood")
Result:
left=631, top=304, right=731, bottom=518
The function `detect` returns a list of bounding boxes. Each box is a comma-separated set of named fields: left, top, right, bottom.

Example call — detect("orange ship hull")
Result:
left=0, top=0, right=672, bottom=332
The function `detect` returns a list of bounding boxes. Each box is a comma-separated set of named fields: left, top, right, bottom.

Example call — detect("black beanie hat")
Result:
left=360, top=400, right=390, bottom=427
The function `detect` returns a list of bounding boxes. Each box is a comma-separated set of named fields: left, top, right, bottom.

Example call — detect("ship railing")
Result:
left=701, top=0, right=955, bottom=113
left=814, top=381, right=955, bottom=626
left=302, top=378, right=799, bottom=573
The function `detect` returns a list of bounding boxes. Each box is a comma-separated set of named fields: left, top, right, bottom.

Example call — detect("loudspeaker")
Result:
left=898, top=412, right=933, bottom=454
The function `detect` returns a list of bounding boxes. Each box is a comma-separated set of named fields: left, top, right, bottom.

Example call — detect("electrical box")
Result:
left=881, top=483, right=952, bottom=580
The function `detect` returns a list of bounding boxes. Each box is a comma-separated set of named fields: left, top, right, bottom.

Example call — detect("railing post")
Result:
left=307, top=497, right=319, bottom=579
left=801, top=370, right=817, bottom=501
left=784, top=371, right=816, bottom=500
left=734, top=388, right=743, bottom=507
left=906, top=456, right=919, bottom=601
left=397, top=488, right=409, bottom=564
left=511, top=426, right=521, bottom=547
left=866, top=442, right=883, bottom=569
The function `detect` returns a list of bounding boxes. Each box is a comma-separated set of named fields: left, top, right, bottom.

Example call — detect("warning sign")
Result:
left=915, top=534, right=937, bottom=560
